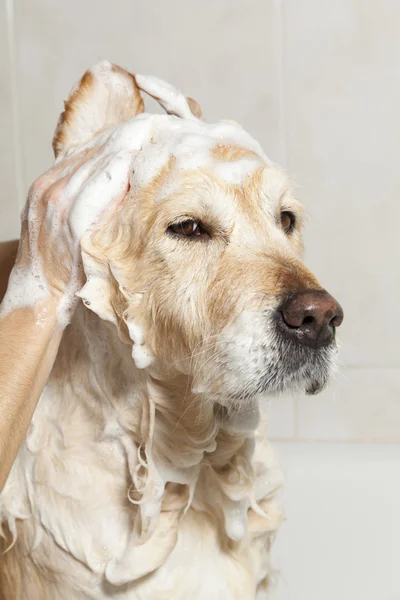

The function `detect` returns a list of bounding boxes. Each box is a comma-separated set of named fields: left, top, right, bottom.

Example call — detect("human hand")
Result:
left=2, top=145, right=133, bottom=325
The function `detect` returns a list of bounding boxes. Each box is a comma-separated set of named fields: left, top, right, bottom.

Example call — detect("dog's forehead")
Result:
left=103, top=114, right=272, bottom=191
left=90, top=113, right=290, bottom=216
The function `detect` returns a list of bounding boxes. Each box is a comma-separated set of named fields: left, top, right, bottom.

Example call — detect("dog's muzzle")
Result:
left=208, top=290, right=343, bottom=401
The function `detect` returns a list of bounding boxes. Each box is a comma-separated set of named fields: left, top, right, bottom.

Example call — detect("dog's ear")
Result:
left=53, top=61, right=145, bottom=157
left=135, top=74, right=202, bottom=120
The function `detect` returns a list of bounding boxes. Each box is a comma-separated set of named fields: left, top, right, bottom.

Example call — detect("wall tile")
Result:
left=296, top=367, right=400, bottom=443
left=265, top=394, right=296, bottom=440
left=283, top=0, right=400, bottom=367
left=0, top=2, right=22, bottom=241
left=273, top=442, right=400, bottom=599
left=14, top=0, right=285, bottom=193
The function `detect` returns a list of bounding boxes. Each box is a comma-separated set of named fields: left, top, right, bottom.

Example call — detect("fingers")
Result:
left=28, top=154, right=103, bottom=251
left=20, top=143, right=133, bottom=285
left=68, top=150, right=134, bottom=240
left=28, top=147, right=93, bottom=203
left=60, top=153, right=109, bottom=201
left=36, top=151, right=113, bottom=241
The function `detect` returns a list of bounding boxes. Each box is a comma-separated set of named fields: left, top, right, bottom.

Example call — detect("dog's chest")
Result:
left=7, top=449, right=261, bottom=600
left=1, top=326, right=278, bottom=600
left=4, top=396, right=270, bottom=600
left=15, top=396, right=136, bottom=575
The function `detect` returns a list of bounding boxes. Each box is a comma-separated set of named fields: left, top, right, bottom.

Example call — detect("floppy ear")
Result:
left=135, top=74, right=202, bottom=120
left=53, top=60, right=145, bottom=157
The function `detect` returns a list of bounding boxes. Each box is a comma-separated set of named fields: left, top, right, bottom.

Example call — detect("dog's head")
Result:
left=54, top=61, right=343, bottom=403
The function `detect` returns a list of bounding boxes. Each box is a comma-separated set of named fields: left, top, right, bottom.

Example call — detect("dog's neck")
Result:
left=51, top=306, right=262, bottom=543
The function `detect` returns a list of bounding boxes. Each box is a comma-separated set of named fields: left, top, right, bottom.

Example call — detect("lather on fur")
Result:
left=0, top=61, right=339, bottom=599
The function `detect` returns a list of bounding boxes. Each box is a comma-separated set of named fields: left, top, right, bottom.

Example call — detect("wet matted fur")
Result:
left=0, top=62, right=338, bottom=599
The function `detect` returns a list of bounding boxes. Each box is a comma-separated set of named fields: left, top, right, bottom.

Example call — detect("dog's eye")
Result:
left=280, top=211, right=296, bottom=234
left=168, top=220, right=209, bottom=239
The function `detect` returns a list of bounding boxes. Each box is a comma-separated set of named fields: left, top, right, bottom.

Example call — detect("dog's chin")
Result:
left=221, top=341, right=337, bottom=403
left=304, top=377, right=328, bottom=396
left=263, top=347, right=335, bottom=398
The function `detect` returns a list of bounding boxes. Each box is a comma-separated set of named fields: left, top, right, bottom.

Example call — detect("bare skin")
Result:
left=0, top=146, right=133, bottom=491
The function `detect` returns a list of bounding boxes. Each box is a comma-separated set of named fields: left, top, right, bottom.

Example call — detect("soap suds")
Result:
left=0, top=147, right=134, bottom=327
left=135, top=74, right=198, bottom=121
left=0, top=264, right=50, bottom=319
left=91, top=60, right=135, bottom=98
left=68, top=150, right=134, bottom=240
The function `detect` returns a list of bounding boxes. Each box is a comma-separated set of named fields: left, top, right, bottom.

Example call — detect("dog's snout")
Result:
left=279, top=290, right=343, bottom=348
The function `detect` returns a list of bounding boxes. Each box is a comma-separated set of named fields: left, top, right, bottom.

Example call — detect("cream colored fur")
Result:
left=0, top=61, right=335, bottom=599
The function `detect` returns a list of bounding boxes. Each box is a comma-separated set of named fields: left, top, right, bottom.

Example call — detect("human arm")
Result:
left=0, top=149, right=133, bottom=491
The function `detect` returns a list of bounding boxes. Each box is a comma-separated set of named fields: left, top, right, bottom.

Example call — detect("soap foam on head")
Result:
left=88, top=111, right=271, bottom=194
left=1, top=70, right=271, bottom=332
left=135, top=73, right=198, bottom=121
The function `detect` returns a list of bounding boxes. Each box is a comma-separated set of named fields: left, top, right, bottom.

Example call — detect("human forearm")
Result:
left=0, top=140, right=133, bottom=491
left=0, top=298, right=62, bottom=491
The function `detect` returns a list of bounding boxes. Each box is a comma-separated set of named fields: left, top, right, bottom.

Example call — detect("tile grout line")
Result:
left=269, top=437, right=400, bottom=446
left=5, top=0, right=25, bottom=211
left=277, top=0, right=299, bottom=442
left=277, top=0, right=289, bottom=170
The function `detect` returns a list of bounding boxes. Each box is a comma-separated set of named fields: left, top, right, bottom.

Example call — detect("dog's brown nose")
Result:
left=279, top=290, right=343, bottom=348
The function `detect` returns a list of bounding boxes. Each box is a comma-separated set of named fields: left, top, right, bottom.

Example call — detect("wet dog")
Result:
left=0, top=61, right=342, bottom=599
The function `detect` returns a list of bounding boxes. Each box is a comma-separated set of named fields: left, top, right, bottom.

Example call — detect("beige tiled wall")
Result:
left=281, top=0, right=400, bottom=444
left=1, top=0, right=397, bottom=443
left=0, top=1, right=21, bottom=239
